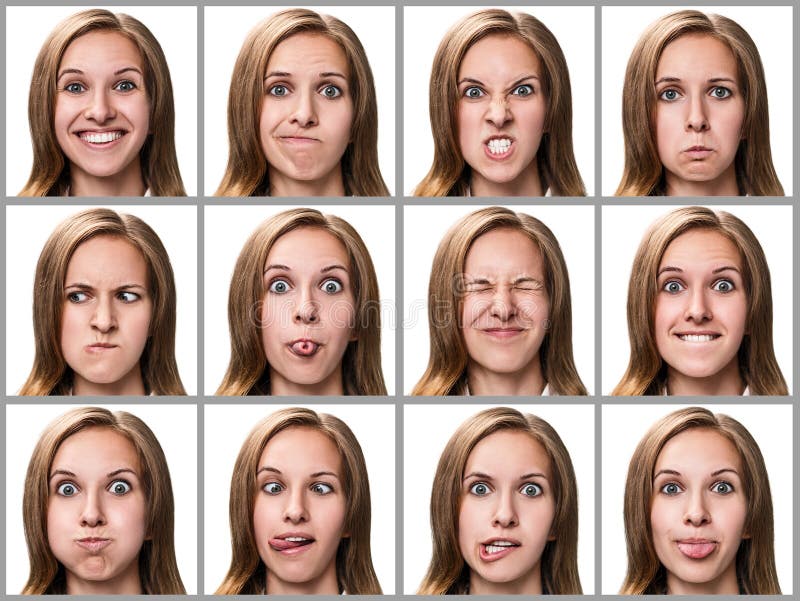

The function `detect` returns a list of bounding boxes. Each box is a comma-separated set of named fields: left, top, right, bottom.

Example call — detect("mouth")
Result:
left=76, top=130, right=126, bottom=146
left=683, top=145, right=714, bottom=159
left=269, top=535, right=316, bottom=554
left=479, top=539, right=521, bottom=562
left=277, top=135, right=320, bottom=144
left=676, top=539, right=717, bottom=559
left=75, top=537, right=111, bottom=553
left=288, top=339, right=321, bottom=357
left=675, top=332, right=721, bottom=343
left=481, top=327, right=525, bottom=339
left=85, top=342, right=118, bottom=352
left=484, top=136, right=515, bottom=160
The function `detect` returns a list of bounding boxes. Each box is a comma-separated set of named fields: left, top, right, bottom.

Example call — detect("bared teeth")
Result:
left=487, top=138, right=512, bottom=154
left=80, top=131, right=123, bottom=144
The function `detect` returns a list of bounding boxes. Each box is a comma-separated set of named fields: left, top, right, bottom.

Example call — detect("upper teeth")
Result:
left=487, top=138, right=511, bottom=154
left=679, top=334, right=716, bottom=342
left=284, top=537, right=308, bottom=542
left=80, top=131, right=123, bottom=143
left=485, top=541, right=516, bottom=554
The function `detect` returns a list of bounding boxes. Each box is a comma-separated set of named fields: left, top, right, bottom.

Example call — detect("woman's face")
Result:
left=260, top=32, right=354, bottom=193
left=654, top=228, right=747, bottom=390
left=54, top=31, right=150, bottom=186
left=260, top=226, right=356, bottom=395
left=461, top=228, right=550, bottom=382
left=654, top=34, right=745, bottom=195
left=456, top=34, right=547, bottom=194
left=47, top=426, right=147, bottom=594
left=60, top=235, right=152, bottom=395
left=254, top=426, right=347, bottom=594
left=458, top=430, right=555, bottom=594
left=650, top=428, right=747, bottom=594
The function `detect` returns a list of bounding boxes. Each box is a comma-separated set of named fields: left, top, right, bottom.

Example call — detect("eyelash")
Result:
left=661, top=279, right=736, bottom=294
left=267, top=83, right=344, bottom=99
left=462, top=84, right=536, bottom=99
left=66, top=291, right=142, bottom=303
left=659, top=481, right=736, bottom=495
left=467, top=481, right=543, bottom=497
left=267, top=278, right=345, bottom=294
left=262, top=481, right=335, bottom=495
left=62, top=80, right=139, bottom=94
left=658, top=86, right=733, bottom=102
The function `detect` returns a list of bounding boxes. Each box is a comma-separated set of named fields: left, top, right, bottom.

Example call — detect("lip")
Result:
left=483, top=135, right=515, bottom=161
left=676, top=538, right=717, bottom=559
left=277, top=135, right=320, bottom=145
left=85, top=342, right=119, bottom=353
left=74, top=129, right=127, bottom=148
left=269, top=532, right=316, bottom=555
left=674, top=331, right=721, bottom=343
left=75, top=537, right=111, bottom=553
left=682, top=145, right=714, bottom=159
left=480, top=327, right=525, bottom=339
left=479, top=538, right=521, bottom=562
left=287, top=338, right=322, bottom=357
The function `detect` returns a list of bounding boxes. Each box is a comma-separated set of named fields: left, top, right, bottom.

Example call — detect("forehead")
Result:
left=465, top=429, right=551, bottom=477
left=267, top=32, right=349, bottom=76
left=657, top=33, right=738, bottom=79
left=655, top=427, right=741, bottom=472
left=51, top=426, right=140, bottom=473
left=465, top=227, right=544, bottom=274
left=459, top=33, right=540, bottom=77
left=659, top=228, right=741, bottom=270
left=266, top=226, right=349, bottom=265
left=66, top=235, right=148, bottom=279
left=259, top=425, right=342, bottom=472
left=60, top=30, right=143, bottom=69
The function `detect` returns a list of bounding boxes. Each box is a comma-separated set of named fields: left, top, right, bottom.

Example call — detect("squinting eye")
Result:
left=712, top=481, right=734, bottom=494
left=269, top=84, right=289, bottom=97
left=469, top=482, right=490, bottom=496
left=663, top=281, right=684, bottom=293
left=660, top=482, right=681, bottom=495
left=269, top=279, right=290, bottom=294
left=512, top=84, right=534, bottom=97
left=108, top=480, right=131, bottom=495
left=263, top=482, right=284, bottom=495
left=659, top=89, right=680, bottom=101
left=64, top=82, right=86, bottom=94
left=320, top=85, right=342, bottom=98
left=311, top=482, right=333, bottom=494
left=115, top=80, right=137, bottom=92
left=463, top=86, right=484, bottom=99
left=711, top=86, right=732, bottom=99
left=321, top=279, right=343, bottom=294
left=712, top=279, right=734, bottom=293
left=57, top=482, right=78, bottom=496
left=520, top=483, right=542, bottom=497
left=67, top=291, right=89, bottom=303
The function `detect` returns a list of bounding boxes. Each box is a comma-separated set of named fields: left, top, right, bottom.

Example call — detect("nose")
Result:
left=684, top=287, right=712, bottom=323
left=293, top=287, right=319, bottom=324
left=485, top=95, right=512, bottom=128
left=492, top=490, right=519, bottom=528
left=683, top=490, right=711, bottom=527
left=83, top=88, right=116, bottom=124
left=283, top=488, right=309, bottom=524
left=685, top=94, right=709, bottom=132
left=80, top=489, right=106, bottom=528
left=489, top=286, right=516, bottom=321
left=289, top=90, right=318, bottom=128
left=90, top=296, right=117, bottom=333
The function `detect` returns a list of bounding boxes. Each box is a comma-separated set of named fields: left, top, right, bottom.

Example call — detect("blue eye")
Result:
left=56, top=482, right=78, bottom=497
left=269, top=279, right=290, bottom=294
left=469, top=482, right=491, bottom=496
left=711, top=86, right=732, bottom=99
left=108, top=480, right=131, bottom=495
left=512, top=84, right=534, bottom=97
left=520, top=483, right=542, bottom=497
left=64, top=82, right=86, bottom=94
left=117, top=291, right=141, bottom=303
left=320, top=278, right=343, bottom=294
left=269, top=84, right=289, bottom=97
left=663, top=280, right=685, bottom=293
left=311, top=482, right=333, bottom=495
left=67, top=291, right=89, bottom=303
left=660, top=482, right=682, bottom=495
left=115, top=80, right=137, bottom=92
left=712, top=279, right=734, bottom=293
left=712, top=481, right=734, bottom=494
left=659, top=88, right=680, bottom=101
left=263, top=482, right=284, bottom=495
left=463, top=86, right=484, bottom=99
left=320, top=84, right=342, bottom=98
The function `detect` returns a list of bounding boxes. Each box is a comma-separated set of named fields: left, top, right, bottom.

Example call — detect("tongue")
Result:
left=677, top=542, right=716, bottom=558
left=269, top=538, right=313, bottom=551
left=291, top=340, right=319, bottom=356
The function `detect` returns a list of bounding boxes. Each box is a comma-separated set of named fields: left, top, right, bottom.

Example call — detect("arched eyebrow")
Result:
left=263, top=264, right=349, bottom=275
left=656, top=265, right=741, bottom=277
left=653, top=467, right=740, bottom=479
left=256, top=466, right=341, bottom=480
left=655, top=76, right=738, bottom=86
left=48, top=467, right=139, bottom=482
left=57, top=66, right=143, bottom=83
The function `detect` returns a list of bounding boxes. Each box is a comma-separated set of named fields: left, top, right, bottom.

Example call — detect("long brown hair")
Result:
left=216, top=208, right=385, bottom=396
left=22, top=406, right=185, bottom=594
left=616, top=10, right=783, bottom=196
left=19, top=9, right=185, bottom=197
left=622, top=407, right=779, bottom=594
left=418, top=407, right=581, bottom=594
left=412, top=206, right=586, bottom=396
left=19, top=208, right=185, bottom=396
left=414, top=9, right=584, bottom=197
left=215, top=8, right=387, bottom=196
left=613, top=206, right=786, bottom=396
left=216, top=407, right=380, bottom=594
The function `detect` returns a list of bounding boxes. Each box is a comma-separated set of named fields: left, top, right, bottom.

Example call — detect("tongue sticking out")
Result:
left=269, top=538, right=314, bottom=551
left=677, top=541, right=716, bottom=559
left=291, top=340, right=319, bottom=356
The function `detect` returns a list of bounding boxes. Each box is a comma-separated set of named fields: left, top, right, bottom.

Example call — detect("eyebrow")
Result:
left=457, top=75, right=540, bottom=87
left=263, top=264, right=349, bottom=275
left=256, top=466, right=340, bottom=479
left=48, top=467, right=139, bottom=482
left=264, top=70, right=347, bottom=81
left=653, top=467, right=740, bottom=479
left=57, top=66, right=143, bottom=83
left=656, top=265, right=741, bottom=277
left=64, top=282, right=148, bottom=291
left=463, top=471, right=548, bottom=481
left=654, top=76, right=737, bottom=86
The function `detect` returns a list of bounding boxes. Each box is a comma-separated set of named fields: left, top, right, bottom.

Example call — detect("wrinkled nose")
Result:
left=489, top=286, right=516, bottom=321
left=485, top=96, right=512, bottom=129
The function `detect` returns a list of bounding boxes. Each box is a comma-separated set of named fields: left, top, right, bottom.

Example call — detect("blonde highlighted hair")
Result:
left=216, top=208, right=385, bottom=396
left=20, top=9, right=185, bottom=197
left=613, top=206, right=786, bottom=396
left=419, top=407, right=581, bottom=594
left=216, top=407, right=380, bottom=594
left=19, top=208, right=185, bottom=396
left=414, top=9, right=584, bottom=197
left=616, top=10, right=783, bottom=196
left=622, top=406, right=779, bottom=594
left=215, top=8, right=388, bottom=196
left=22, top=406, right=184, bottom=594
left=412, top=206, right=586, bottom=396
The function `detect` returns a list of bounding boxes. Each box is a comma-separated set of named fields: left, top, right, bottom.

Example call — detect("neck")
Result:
left=467, top=357, right=546, bottom=396
left=666, top=561, right=739, bottom=594
left=266, top=563, right=339, bottom=595
left=70, top=158, right=146, bottom=197
left=269, top=368, right=345, bottom=396
left=73, top=365, right=147, bottom=396
left=469, top=563, right=542, bottom=595
left=66, top=563, right=142, bottom=595
left=666, top=359, right=744, bottom=396
left=470, top=163, right=543, bottom=197
left=269, top=166, right=346, bottom=197
left=665, top=164, right=739, bottom=196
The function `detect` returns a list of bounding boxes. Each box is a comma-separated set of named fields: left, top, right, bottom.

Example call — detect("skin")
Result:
left=254, top=426, right=347, bottom=594
left=461, top=228, right=549, bottom=395
left=457, top=34, right=547, bottom=197
left=654, top=229, right=747, bottom=395
left=261, top=227, right=356, bottom=395
left=47, top=427, right=147, bottom=594
left=651, top=428, right=748, bottom=595
left=60, top=236, right=152, bottom=396
left=54, top=31, right=150, bottom=197
left=654, top=34, right=745, bottom=196
left=260, top=33, right=354, bottom=197
left=458, top=430, right=555, bottom=595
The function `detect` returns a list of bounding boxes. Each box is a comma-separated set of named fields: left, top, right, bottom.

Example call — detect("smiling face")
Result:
left=54, top=31, right=150, bottom=194
left=60, top=235, right=152, bottom=396
left=461, top=228, right=549, bottom=388
left=260, top=227, right=356, bottom=395
left=654, top=228, right=747, bottom=394
left=654, top=34, right=745, bottom=196
left=458, top=429, right=555, bottom=594
left=254, top=426, right=347, bottom=594
left=259, top=32, right=354, bottom=196
left=46, top=427, right=147, bottom=594
left=650, top=428, right=748, bottom=594
left=456, top=34, right=547, bottom=197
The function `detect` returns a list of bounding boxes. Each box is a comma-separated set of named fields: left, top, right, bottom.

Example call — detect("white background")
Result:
left=403, top=6, right=594, bottom=196
left=403, top=205, right=594, bottom=394
left=5, top=6, right=198, bottom=196
left=5, top=404, right=198, bottom=594
left=601, top=403, right=792, bottom=593
left=203, top=6, right=395, bottom=196
left=601, top=6, right=793, bottom=196
left=203, top=205, right=395, bottom=395
left=5, top=205, right=198, bottom=395
left=601, top=205, right=792, bottom=395
left=203, top=403, right=395, bottom=593
left=403, top=404, right=595, bottom=593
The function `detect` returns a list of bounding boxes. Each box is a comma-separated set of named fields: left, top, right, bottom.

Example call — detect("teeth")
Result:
left=284, top=537, right=308, bottom=542
left=485, top=541, right=517, bottom=554
left=80, top=131, right=123, bottom=144
left=487, top=138, right=512, bottom=154
left=679, top=334, right=716, bottom=342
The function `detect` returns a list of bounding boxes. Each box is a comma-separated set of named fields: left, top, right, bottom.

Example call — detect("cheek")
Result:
left=518, top=296, right=549, bottom=322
